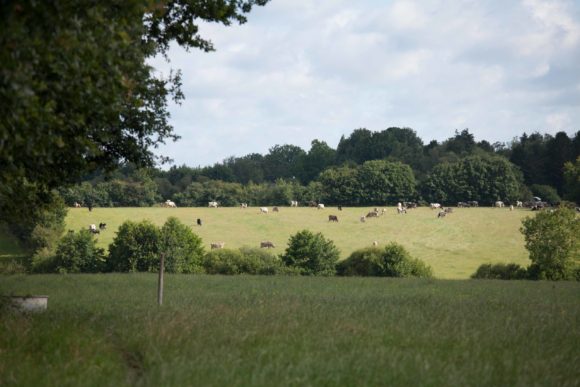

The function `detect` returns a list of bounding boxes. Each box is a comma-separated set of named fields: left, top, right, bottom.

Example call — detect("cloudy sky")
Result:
left=150, top=0, right=580, bottom=168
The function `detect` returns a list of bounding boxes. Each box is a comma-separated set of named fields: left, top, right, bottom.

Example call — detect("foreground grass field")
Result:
left=1, top=275, right=578, bottom=386
left=65, top=206, right=532, bottom=279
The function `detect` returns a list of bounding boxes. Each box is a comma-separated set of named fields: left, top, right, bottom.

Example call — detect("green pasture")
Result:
left=1, top=275, right=578, bottom=386
left=65, top=206, right=532, bottom=279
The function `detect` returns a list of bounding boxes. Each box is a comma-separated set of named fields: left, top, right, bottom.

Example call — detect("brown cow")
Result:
left=328, top=215, right=338, bottom=222
left=260, top=241, right=275, bottom=248
left=211, top=242, right=225, bottom=249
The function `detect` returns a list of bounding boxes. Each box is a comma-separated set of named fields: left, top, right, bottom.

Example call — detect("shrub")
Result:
left=53, top=229, right=106, bottom=273
left=336, top=247, right=383, bottom=276
left=471, top=263, right=528, bottom=280
left=281, top=230, right=340, bottom=276
left=202, top=249, right=245, bottom=275
left=202, top=247, right=285, bottom=275
left=108, top=220, right=160, bottom=272
left=160, top=217, right=204, bottom=273
left=337, top=243, right=433, bottom=278
left=521, top=208, right=579, bottom=280
left=238, top=247, right=285, bottom=275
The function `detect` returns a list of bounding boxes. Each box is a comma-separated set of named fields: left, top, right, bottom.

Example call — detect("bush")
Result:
left=471, top=263, right=528, bottom=280
left=202, top=247, right=285, bottom=275
left=202, top=249, right=245, bottom=275
left=238, top=247, right=285, bottom=275
left=337, top=243, right=433, bottom=278
left=336, top=247, right=383, bottom=276
left=108, top=220, right=160, bottom=272
left=52, top=230, right=106, bottom=273
left=160, top=217, right=205, bottom=273
left=521, top=208, right=579, bottom=280
left=281, top=230, right=340, bottom=276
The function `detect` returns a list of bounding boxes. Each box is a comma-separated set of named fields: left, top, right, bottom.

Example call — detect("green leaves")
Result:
left=521, top=208, right=579, bottom=281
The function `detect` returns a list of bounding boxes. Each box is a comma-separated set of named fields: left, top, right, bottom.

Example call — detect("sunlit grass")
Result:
left=65, top=206, right=533, bottom=279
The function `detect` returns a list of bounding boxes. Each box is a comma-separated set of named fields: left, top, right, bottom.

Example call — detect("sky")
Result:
left=150, top=0, right=580, bottom=168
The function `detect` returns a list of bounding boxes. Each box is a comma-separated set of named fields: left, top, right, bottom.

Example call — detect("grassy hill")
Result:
left=1, top=274, right=578, bottom=386
left=63, top=206, right=532, bottom=279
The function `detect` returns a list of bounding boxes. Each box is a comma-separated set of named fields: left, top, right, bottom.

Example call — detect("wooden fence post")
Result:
left=158, top=252, right=165, bottom=306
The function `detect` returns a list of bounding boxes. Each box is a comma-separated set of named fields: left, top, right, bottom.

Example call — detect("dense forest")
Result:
left=61, top=128, right=580, bottom=207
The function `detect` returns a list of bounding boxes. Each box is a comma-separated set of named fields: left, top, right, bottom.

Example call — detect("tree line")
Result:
left=63, top=128, right=580, bottom=208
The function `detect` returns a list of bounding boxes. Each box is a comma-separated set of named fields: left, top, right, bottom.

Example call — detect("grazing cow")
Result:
left=430, top=203, right=441, bottom=210
left=328, top=215, right=339, bottom=222
left=74, top=202, right=81, bottom=208
left=338, top=205, right=342, bottom=211
left=457, top=201, right=468, bottom=208
left=260, top=207, right=269, bottom=214
left=98, top=222, right=106, bottom=230
left=260, top=241, right=275, bottom=248
left=210, top=242, right=225, bottom=250
left=516, top=201, right=523, bottom=208
left=495, top=201, right=504, bottom=208
left=317, top=203, right=325, bottom=210
left=290, top=200, right=298, bottom=207
left=164, top=200, right=177, bottom=208
left=366, top=211, right=378, bottom=218
left=404, top=202, right=418, bottom=209
left=444, top=207, right=453, bottom=214
left=89, top=224, right=99, bottom=234
left=397, top=207, right=407, bottom=214
left=360, top=216, right=366, bottom=223
left=197, top=218, right=202, bottom=226
left=208, top=201, right=218, bottom=208
left=381, top=208, right=387, bottom=215
left=273, top=206, right=279, bottom=212
left=510, top=205, right=514, bottom=211
left=468, top=201, right=479, bottom=207
left=372, top=241, right=379, bottom=247
left=240, top=203, right=248, bottom=209
left=88, top=204, right=93, bottom=212
left=308, top=201, right=317, bottom=207
left=437, top=211, right=446, bottom=218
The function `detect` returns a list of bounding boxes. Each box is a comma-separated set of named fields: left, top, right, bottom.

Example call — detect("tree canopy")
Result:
left=0, top=0, right=269, bottom=245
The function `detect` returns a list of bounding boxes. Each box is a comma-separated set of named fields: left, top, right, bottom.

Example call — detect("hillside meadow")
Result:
left=1, top=274, right=578, bottom=386
left=65, top=206, right=532, bottom=279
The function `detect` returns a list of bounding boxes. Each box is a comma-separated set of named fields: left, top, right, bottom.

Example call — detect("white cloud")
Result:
left=152, top=0, right=580, bottom=167
left=546, top=112, right=572, bottom=129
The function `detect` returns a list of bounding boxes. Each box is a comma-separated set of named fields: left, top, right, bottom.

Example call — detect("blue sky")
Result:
left=150, top=0, right=580, bottom=168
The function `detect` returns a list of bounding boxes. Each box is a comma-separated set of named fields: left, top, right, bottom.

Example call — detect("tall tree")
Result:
left=545, top=132, right=575, bottom=193
left=262, top=144, right=306, bottom=182
left=0, top=0, right=269, bottom=242
left=297, top=140, right=337, bottom=183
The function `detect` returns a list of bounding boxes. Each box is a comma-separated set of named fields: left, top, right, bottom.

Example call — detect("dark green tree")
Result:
left=297, top=140, right=337, bottom=183
left=262, top=144, right=307, bottom=182
left=545, top=132, right=574, bottom=193
left=562, top=157, right=580, bottom=204
left=0, top=0, right=269, bottom=243
left=356, top=160, right=416, bottom=204
left=421, top=155, right=523, bottom=205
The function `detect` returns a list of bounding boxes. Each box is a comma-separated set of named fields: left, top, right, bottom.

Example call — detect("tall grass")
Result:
left=1, top=275, right=578, bottom=386
left=64, top=206, right=531, bottom=279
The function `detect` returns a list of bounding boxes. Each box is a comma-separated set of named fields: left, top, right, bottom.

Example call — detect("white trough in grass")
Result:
left=7, top=295, right=48, bottom=313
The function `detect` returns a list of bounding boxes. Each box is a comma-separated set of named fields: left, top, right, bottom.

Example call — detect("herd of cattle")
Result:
left=79, top=197, right=569, bottom=250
